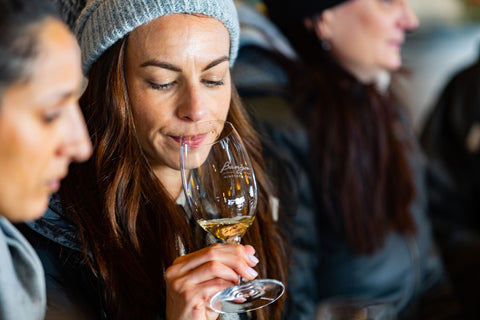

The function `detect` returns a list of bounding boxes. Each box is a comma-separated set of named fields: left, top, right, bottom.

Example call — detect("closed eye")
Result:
left=203, top=79, right=224, bottom=87
left=148, top=81, right=175, bottom=90
left=43, top=110, right=63, bottom=124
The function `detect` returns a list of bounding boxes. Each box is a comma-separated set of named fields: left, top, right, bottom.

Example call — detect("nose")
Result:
left=176, top=84, right=208, bottom=122
left=60, top=103, right=92, bottom=163
left=400, top=1, right=419, bottom=31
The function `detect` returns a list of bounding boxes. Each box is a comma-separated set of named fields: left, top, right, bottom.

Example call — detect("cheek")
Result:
left=211, top=84, right=232, bottom=120
left=0, top=132, right=49, bottom=221
left=0, top=119, right=37, bottom=183
left=131, top=100, right=163, bottom=144
left=128, top=81, right=171, bottom=130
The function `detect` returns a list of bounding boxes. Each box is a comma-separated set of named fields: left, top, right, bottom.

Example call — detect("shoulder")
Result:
left=25, top=194, right=83, bottom=253
left=233, top=3, right=296, bottom=99
left=0, top=217, right=46, bottom=320
left=0, top=216, right=44, bottom=272
left=17, top=203, right=103, bottom=319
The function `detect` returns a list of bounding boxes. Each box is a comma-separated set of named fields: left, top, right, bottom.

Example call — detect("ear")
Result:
left=304, top=10, right=334, bottom=41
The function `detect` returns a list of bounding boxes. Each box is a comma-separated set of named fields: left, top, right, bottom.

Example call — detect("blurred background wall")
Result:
left=404, top=0, right=480, bottom=131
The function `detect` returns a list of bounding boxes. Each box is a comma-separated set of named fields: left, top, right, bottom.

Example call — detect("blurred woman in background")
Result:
left=234, top=0, right=455, bottom=318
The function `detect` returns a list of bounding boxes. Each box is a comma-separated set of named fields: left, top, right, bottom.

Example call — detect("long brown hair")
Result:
left=270, top=19, right=416, bottom=254
left=60, top=36, right=287, bottom=319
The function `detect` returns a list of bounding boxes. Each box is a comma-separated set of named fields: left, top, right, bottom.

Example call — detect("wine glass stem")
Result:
left=226, top=235, right=245, bottom=285
left=226, top=235, right=242, bottom=244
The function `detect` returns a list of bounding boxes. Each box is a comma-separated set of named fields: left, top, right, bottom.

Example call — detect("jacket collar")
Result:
left=26, top=194, right=84, bottom=253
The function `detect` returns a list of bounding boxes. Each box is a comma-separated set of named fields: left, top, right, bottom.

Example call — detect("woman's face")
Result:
left=0, top=18, right=92, bottom=222
left=316, top=0, right=418, bottom=82
left=125, top=14, right=231, bottom=174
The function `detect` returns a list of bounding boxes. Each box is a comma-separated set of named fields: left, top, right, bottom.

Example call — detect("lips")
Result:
left=46, top=179, right=61, bottom=193
left=388, top=38, right=404, bottom=48
left=46, top=171, right=67, bottom=193
left=179, top=133, right=208, bottom=147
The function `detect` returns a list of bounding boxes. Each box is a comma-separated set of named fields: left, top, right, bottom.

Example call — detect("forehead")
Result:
left=127, top=14, right=230, bottom=64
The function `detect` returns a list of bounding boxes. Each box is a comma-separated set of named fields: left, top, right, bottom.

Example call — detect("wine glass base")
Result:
left=210, top=279, right=285, bottom=314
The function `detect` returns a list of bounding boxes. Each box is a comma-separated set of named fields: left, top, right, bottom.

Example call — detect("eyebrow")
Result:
left=202, top=56, right=229, bottom=71
left=140, top=56, right=229, bottom=72
left=140, top=60, right=181, bottom=72
left=40, top=90, right=74, bottom=107
left=54, top=90, right=76, bottom=104
left=53, top=87, right=78, bottom=99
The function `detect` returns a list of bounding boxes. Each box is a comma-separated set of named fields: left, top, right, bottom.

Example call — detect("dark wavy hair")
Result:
left=0, top=0, right=57, bottom=98
left=59, top=35, right=288, bottom=319
left=265, top=11, right=416, bottom=254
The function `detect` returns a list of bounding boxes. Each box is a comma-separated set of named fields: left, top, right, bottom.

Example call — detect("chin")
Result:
left=0, top=193, right=49, bottom=222
left=23, top=197, right=50, bottom=222
left=384, top=57, right=402, bottom=71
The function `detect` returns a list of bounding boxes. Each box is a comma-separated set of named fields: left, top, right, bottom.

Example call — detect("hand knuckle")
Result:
left=205, top=247, right=219, bottom=260
left=206, top=260, right=221, bottom=274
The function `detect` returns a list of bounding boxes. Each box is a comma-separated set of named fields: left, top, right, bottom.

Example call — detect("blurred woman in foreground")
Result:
left=0, top=0, right=91, bottom=318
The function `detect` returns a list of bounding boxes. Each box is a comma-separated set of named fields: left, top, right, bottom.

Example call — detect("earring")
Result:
left=321, top=39, right=331, bottom=51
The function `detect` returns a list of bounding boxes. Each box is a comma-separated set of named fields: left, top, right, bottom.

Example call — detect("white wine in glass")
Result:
left=180, top=120, right=285, bottom=314
left=197, top=216, right=255, bottom=241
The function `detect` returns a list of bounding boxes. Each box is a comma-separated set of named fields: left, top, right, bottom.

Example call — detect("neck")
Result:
left=339, top=62, right=391, bottom=93
left=152, top=166, right=183, bottom=200
left=342, top=63, right=379, bottom=84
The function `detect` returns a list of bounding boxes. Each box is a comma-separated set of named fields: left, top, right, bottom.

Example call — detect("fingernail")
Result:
left=247, top=267, right=258, bottom=278
left=248, top=254, right=259, bottom=264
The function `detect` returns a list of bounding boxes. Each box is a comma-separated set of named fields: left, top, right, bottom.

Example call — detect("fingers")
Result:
left=176, top=277, right=235, bottom=308
left=243, top=244, right=259, bottom=267
left=171, top=243, right=259, bottom=281
left=166, top=277, right=233, bottom=320
left=165, top=243, right=260, bottom=320
left=169, top=259, right=239, bottom=294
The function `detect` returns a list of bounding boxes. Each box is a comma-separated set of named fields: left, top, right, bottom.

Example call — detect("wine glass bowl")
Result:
left=180, top=120, right=257, bottom=243
left=179, top=120, right=285, bottom=313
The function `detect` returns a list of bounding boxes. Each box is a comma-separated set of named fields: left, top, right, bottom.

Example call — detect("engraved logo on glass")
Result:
left=220, top=161, right=252, bottom=179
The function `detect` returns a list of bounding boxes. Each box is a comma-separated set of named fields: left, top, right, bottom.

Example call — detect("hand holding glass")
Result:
left=179, top=120, right=284, bottom=313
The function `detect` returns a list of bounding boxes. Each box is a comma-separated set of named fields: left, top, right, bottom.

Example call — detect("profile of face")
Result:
left=0, top=18, right=92, bottom=222
left=125, top=14, right=232, bottom=174
left=312, top=0, right=419, bottom=82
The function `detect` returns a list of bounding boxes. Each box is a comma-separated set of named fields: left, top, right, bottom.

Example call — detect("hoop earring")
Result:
left=321, top=39, right=331, bottom=51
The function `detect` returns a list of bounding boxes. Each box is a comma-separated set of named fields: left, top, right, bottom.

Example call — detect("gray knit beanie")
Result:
left=53, top=0, right=239, bottom=75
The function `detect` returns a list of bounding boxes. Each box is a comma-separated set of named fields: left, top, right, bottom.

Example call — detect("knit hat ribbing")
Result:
left=68, top=0, right=239, bottom=75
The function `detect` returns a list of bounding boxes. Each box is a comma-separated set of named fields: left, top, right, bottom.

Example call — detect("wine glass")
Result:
left=179, top=120, right=285, bottom=314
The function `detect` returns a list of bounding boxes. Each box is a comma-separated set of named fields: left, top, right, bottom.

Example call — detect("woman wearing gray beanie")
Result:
left=20, top=0, right=288, bottom=319
left=234, top=0, right=458, bottom=319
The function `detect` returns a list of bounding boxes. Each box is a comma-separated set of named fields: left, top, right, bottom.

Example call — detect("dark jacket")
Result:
left=421, top=49, right=480, bottom=232
left=420, top=46, right=480, bottom=318
left=17, top=197, right=103, bottom=320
